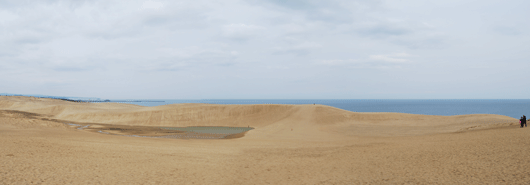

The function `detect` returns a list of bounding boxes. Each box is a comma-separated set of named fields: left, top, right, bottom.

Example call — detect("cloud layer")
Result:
left=1, top=0, right=529, bottom=99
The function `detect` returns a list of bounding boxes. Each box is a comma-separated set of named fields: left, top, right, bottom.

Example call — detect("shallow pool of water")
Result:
left=159, top=126, right=253, bottom=134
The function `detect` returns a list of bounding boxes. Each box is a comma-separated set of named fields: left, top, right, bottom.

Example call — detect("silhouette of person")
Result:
left=524, top=115, right=527, bottom=127
left=520, top=116, right=525, bottom=128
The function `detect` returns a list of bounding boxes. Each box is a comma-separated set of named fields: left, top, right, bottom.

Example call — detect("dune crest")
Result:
left=0, top=96, right=517, bottom=138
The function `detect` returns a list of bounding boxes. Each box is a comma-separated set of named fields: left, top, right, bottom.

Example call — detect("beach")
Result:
left=1, top=96, right=528, bottom=184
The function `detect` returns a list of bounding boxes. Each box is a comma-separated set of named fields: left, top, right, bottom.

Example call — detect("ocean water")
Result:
left=114, top=99, right=530, bottom=119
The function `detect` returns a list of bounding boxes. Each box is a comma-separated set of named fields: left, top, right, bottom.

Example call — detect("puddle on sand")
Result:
left=159, top=126, right=254, bottom=134
left=64, top=123, right=254, bottom=139
left=65, top=123, right=81, bottom=127
left=98, top=130, right=110, bottom=134
left=64, top=123, right=90, bottom=130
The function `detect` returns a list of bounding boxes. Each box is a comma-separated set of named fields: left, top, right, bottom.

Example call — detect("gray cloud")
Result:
left=356, top=24, right=411, bottom=38
left=494, top=27, right=522, bottom=36
left=272, top=42, right=321, bottom=56
left=254, top=0, right=381, bottom=23
left=220, top=23, right=265, bottom=41
left=314, top=52, right=415, bottom=70
left=0, top=0, right=529, bottom=99
left=140, top=48, right=239, bottom=72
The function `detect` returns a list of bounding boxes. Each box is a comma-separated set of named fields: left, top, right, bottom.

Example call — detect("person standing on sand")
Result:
left=524, top=115, right=527, bottom=127
left=520, top=117, right=525, bottom=128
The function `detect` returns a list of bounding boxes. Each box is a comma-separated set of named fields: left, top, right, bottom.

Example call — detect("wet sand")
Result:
left=1, top=96, right=529, bottom=184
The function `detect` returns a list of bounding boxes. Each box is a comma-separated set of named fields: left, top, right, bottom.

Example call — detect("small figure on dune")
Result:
left=520, top=116, right=525, bottom=128
left=523, top=115, right=526, bottom=127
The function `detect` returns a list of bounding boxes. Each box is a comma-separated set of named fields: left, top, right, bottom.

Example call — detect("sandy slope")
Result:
left=1, top=96, right=528, bottom=184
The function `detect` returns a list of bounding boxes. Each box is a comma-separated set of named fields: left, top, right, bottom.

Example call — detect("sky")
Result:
left=0, top=0, right=529, bottom=99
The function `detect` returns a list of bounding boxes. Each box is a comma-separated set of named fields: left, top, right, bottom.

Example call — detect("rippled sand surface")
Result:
left=1, top=96, right=528, bottom=184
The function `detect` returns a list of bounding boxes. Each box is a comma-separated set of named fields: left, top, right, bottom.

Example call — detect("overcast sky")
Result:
left=1, top=0, right=529, bottom=99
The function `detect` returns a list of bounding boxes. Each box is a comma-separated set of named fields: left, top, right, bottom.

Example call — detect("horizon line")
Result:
left=1, top=94, right=529, bottom=100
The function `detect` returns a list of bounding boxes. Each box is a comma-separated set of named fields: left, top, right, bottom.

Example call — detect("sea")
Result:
left=112, top=99, right=530, bottom=119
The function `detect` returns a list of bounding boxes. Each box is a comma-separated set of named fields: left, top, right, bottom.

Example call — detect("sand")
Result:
left=1, top=96, right=529, bottom=184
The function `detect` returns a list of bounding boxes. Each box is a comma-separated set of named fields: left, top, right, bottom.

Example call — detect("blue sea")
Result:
left=113, top=99, right=530, bottom=119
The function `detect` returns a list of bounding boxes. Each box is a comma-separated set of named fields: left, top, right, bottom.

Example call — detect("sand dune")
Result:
left=1, top=96, right=528, bottom=184
left=0, top=96, right=516, bottom=137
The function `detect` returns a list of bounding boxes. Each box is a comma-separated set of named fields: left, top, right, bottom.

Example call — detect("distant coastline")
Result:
left=0, top=93, right=164, bottom=103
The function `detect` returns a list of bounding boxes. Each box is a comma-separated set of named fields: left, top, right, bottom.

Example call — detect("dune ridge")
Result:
left=0, top=96, right=517, bottom=138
